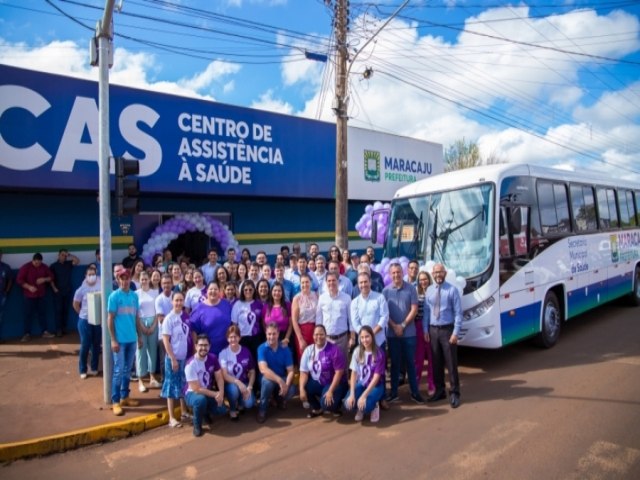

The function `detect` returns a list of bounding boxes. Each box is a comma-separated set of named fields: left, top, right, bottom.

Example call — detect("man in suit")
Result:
left=425, top=263, right=463, bottom=408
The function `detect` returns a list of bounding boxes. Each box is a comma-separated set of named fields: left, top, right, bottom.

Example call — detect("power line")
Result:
left=375, top=69, right=640, bottom=175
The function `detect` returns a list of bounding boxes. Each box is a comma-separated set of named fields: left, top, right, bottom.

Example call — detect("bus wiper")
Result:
left=438, top=210, right=482, bottom=243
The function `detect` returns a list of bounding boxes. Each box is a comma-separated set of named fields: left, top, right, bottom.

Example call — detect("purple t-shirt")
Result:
left=184, top=353, right=221, bottom=394
left=300, top=341, right=347, bottom=387
left=231, top=300, right=263, bottom=337
left=190, top=299, right=232, bottom=355
left=218, top=345, right=255, bottom=384
left=349, top=347, right=386, bottom=388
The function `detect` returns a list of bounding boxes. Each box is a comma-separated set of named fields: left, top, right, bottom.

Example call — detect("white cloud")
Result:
left=178, top=60, right=241, bottom=93
left=282, top=51, right=325, bottom=86
left=0, top=38, right=92, bottom=76
left=573, top=81, right=640, bottom=129
left=549, top=86, right=583, bottom=108
left=0, top=38, right=243, bottom=101
left=251, top=89, right=293, bottom=115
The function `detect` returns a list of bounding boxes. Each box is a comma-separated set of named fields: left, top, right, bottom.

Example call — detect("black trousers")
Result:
left=429, top=325, right=460, bottom=395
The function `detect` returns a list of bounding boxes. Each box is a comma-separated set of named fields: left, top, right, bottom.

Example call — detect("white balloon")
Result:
left=446, top=269, right=456, bottom=284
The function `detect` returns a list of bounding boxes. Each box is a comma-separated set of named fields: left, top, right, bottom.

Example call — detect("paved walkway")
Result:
left=0, top=333, right=168, bottom=461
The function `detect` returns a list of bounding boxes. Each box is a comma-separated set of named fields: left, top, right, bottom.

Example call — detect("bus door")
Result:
left=499, top=205, right=539, bottom=343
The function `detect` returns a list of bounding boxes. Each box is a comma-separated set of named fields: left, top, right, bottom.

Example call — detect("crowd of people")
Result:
left=9, top=242, right=463, bottom=437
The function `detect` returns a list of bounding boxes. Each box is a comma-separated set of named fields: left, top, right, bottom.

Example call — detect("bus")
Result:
left=379, top=163, right=640, bottom=348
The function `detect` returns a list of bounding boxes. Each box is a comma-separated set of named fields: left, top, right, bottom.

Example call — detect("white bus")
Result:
left=380, top=163, right=640, bottom=348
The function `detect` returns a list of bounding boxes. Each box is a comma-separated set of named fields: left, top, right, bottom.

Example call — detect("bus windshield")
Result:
left=384, top=183, right=494, bottom=278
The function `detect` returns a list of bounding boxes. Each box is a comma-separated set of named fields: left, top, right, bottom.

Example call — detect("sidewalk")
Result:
left=0, top=333, right=169, bottom=462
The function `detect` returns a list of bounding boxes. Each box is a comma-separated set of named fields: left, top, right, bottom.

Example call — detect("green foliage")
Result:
left=444, top=138, right=505, bottom=172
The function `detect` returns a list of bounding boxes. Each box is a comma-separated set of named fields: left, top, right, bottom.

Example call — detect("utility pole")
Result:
left=332, top=0, right=409, bottom=250
left=93, top=0, right=116, bottom=404
left=334, top=0, right=349, bottom=250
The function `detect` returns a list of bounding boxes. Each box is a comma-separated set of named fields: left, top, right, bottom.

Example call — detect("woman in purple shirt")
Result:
left=343, top=325, right=385, bottom=423
left=231, top=280, right=264, bottom=364
left=219, top=325, right=256, bottom=421
left=299, top=324, right=347, bottom=417
left=189, top=282, right=232, bottom=356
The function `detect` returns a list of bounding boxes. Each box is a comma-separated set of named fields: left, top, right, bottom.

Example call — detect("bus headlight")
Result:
left=463, top=296, right=495, bottom=322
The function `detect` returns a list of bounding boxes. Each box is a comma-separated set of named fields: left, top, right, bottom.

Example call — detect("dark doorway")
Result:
left=167, top=231, right=210, bottom=266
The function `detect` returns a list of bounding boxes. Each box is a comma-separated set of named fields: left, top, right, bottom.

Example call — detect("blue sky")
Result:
left=1, top=0, right=639, bottom=179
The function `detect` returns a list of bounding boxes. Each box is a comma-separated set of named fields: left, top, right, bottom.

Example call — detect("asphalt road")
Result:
left=4, top=301, right=640, bottom=480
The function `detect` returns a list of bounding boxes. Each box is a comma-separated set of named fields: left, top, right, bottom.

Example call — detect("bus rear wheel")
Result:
left=630, top=267, right=640, bottom=307
left=535, top=291, right=561, bottom=348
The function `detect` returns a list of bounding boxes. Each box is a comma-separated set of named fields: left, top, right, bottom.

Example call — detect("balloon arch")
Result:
left=141, top=213, right=239, bottom=266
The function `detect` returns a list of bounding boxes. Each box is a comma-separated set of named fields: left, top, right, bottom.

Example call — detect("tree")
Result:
left=444, top=137, right=481, bottom=172
left=444, top=138, right=506, bottom=172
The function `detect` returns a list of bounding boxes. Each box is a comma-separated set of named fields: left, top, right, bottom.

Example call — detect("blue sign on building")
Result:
left=0, top=64, right=336, bottom=199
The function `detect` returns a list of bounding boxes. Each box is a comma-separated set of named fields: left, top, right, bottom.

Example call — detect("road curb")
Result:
left=0, top=409, right=171, bottom=463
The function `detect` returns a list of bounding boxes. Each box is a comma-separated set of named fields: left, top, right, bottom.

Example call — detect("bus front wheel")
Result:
left=535, top=291, right=561, bottom=348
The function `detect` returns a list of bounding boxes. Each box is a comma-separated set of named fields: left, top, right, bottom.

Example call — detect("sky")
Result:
left=1, top=0, right=640, bottom=181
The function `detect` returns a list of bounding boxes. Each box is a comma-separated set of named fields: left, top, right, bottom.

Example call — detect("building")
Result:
left=0, top=64, right=442, bottom=338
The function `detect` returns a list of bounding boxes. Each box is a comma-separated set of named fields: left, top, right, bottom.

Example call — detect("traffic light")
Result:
left=114, top=157, right=140, bottom=216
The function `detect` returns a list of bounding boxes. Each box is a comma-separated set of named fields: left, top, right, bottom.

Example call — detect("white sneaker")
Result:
left=149, top=379, right=162, bottom=388
left=355, top=410, right=364, bottom=422
left=168, top=418, right=182, bottom=428
left=370, top=404, right=380, bottom=423
left=138, top=383, right=148, bottom=393
left=80, top=373, right=88, bottom=380
left=42, top=331, right=55, bottom=339
left=20, top=334, right=31, bottom=342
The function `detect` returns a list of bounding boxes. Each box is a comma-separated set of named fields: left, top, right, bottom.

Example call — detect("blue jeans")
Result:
left=225, top=382, right=256, bottom=412
left=111, top=341, right=136, bottom=404
left=388, top=336, right=419, bottom=396
left=343, top=383, right=384, bottom=414
left=304, top=378, right=348, bottom=412
left=186, top=391, right=227, bottom=429
left=53, top=291, right=72, bottom=334
left=78, top=318, right=101, bottom=374
left=136, top=318, right=158, bottom=377
left=23, top=296, right=48, bottom=335
left=259, top=377, right=297, bottom=414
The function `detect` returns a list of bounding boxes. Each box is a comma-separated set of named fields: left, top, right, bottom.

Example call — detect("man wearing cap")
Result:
left=17, top=253, right=55, bottom=341
left=107, top=265, right=142, bottom=415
